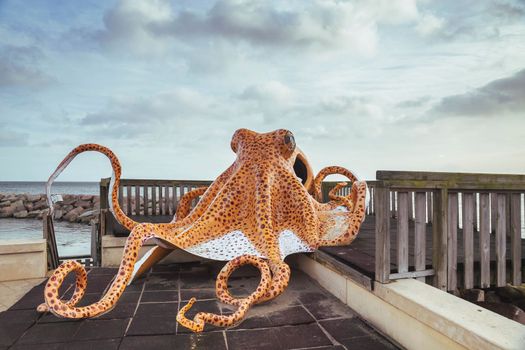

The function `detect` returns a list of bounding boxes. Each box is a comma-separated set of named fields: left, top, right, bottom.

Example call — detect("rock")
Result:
left=63, top=207, right=84, bottom=222
left=475, top=302, right=525, bottom=325
left=0, top=206, right=15, bottom=217
left=485, top=291, right=502, bottom=303
left=13, top=210, right=29, bottom=218
left=80, top=195, right=94, bottom=201
left=497, top=285, right=525, bottom=302
left=33, top=200, right=48, bottom=210
left=460, top=289, right=484, bottom=302
left=62, top=205, right=74, bottom=213
left=0, top=200, right=11, bottom=208
left=24, top=202, right=34, bottom=211
left=62, top=198, right=77, bottom=206
left=75, top=200, right=92, bottom=209
left=27, top=210, right=41, bottom=218
left=79, top=209, right=96, bottom=218
left=25, top=194, right=41, bottom=202
left=53, top=209, right=64, bottom=220
left=12, top=200, right=25, bottom=212
left=37, top=210, right=47, bottom=219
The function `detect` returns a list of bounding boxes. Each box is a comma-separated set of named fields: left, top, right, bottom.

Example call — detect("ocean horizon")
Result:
left=0, top=181, right=99, bottom=195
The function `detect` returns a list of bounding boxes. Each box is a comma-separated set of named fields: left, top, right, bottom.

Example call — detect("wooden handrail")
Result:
left=374, top=170, right=524, bottom=291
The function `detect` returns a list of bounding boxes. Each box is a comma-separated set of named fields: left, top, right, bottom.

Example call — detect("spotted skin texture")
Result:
left=37, top=129, right=367, bottom=333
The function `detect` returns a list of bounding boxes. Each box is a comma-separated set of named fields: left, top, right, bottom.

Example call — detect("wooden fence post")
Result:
left=375, top=182, right=391, bottom=283
left=433, top=188, right=448, bottom=290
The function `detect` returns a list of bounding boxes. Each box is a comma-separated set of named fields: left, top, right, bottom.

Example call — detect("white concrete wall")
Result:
left=292, top=254, right=525, bottom=350
left=0, top=239, right=47, bottom=281
left=101, top=235, right=203, bottom=267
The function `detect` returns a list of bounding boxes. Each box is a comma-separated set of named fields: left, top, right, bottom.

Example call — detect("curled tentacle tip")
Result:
left=36, top=303, right=48, bottom=313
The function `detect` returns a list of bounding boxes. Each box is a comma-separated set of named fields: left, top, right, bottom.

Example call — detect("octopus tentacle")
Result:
left=177, top=255, right=272, bottom=332
left=312, top=166, right=359, bottom=203
left=45, top=144, right=139, bottom=231
left=39, top=224, right=153, bottom=318
left=319, top=181, right=368, bottom=246
left=36, top=264, right=88, bottom=312
left=173, top=186, right=208, bottom=222
left=257, top=261, right=291, bottom=303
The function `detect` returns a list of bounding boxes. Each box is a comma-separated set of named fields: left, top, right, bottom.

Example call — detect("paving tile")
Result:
left=144, top=274, right=179, bottom=290
left=303, top=298, right=357, bottom=320
left=0, top=310, right=39, bottom=346
left=176, top=300, right=223, bottom=334
left=180, top=288, right=216, bottom=301
left=84, top=275, right=115, bottom=294
left=9, top=287, right=47, bottom=310
left=135, top=302, right=179, bottom=317
left=127, top=304, right=179, bottom=335
left=87, top=268, right=117, bottom=276
left=229, top=314, right=272, bottom=330
left=66, top=338, right=121, bottom=350
left=178, top=274, right=215, bottom=289
left=227, top=328, right=282, bottom=350
left=120, top=332, right=226, bottom=350
left=339, top=335, right=398, bottom=350
left=10, top=343, right=62, bottom=350
left=124, top=279, right=146, bottom=292
left=97, top=302, right=137, bottom=320
left=74, top=318, right=128, bottom=340
left=126, top=316, right=178, bottom=336
left=319, top=318, right=373, bottom=341
left=120, top=292, right=141, bottom=303
left=274, top=323, right=332, bottom=349
left=17, top=322, right=81, bottom=344
left=267, top=305, right=315, bottom=327
left=296, top=291, right=329, bottom=305
left=141, top=290, right=178, bottom=302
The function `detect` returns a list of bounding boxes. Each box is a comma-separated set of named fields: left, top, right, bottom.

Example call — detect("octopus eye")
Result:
left=284, top=132, right=295, bottom=151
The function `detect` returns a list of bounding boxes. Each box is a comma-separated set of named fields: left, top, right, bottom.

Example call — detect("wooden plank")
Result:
left=165, top=185, right=171, bottom=216
left=496, top=193, right=506, bottom=287
left=118, top=185, right=123, bottom=211
left=313, top=251, right=372, bottom=290
left=158, top=185, right=164, bottom=215
left=491, top=193, right=498, bottom=233
left=510, top=193, right=522, bottom=285
left=479, top=193, right=490, bottom=288
left=414, top=192, right=426, bottom=282
left=126, top=185, right=132, bottom=215
left=172, top=186, right=179, bottom=215
left=390, top=269, right=435, bottom=279
left=447, top=192, right=458, bottom=291
left=427, top=192, right=433, bottom=224
left=376, top=170, right=525, bottom=184
left=473, top=193, right=478, bottom=231
left=408, top=192, right=414, bottom=220
left=143, top=186, right=149, bottom=216
left=151, top=186, right=157, bottom=215
left=463, top=193, right=474, bottom=289
left=397, top=192, right=409, bottom=273
left=390, top=192, right=396, bottom=218
left=135, top=186, right=140, bottom=215
left=370, top=187, right=374, bottom=215
left=432, top=188, right=448, bottom=290
left=375, top=184, right=391, bottom=283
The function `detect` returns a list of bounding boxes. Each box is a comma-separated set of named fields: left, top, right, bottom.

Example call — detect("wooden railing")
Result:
left=373, top=171, right=524, bottom=291
left=99, top=178, right=213, bottom=234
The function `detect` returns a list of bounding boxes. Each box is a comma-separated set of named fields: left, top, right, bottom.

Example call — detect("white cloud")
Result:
left=415, top=13, right=444, bottom=36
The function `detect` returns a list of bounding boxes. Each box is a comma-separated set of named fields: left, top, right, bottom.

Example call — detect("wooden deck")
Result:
left=321, top=215, right=525, bottom=288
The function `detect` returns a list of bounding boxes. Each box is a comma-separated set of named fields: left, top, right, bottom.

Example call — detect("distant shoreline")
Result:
left=0, top=193, right=99, bottom=224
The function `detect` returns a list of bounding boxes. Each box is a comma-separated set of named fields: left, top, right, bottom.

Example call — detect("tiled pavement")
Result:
left=0, top=262, right=400, bottom=349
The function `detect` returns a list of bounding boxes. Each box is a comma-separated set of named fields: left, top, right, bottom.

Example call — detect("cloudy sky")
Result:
left=1, top=0, right=524, bottom=182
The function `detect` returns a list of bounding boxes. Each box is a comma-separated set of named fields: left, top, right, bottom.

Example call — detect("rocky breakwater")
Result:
left=0, top=193, right=100, bottom=224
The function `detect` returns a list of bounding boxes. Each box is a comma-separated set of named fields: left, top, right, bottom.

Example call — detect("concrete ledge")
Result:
left=292, top=254, right=525, bottom=350
left=0, top=239, right=47, bottom=281
left=101, top=235, right=203, bottom=267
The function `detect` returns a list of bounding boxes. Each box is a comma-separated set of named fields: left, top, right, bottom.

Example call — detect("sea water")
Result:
left=0, top=181, right=98, bottom=256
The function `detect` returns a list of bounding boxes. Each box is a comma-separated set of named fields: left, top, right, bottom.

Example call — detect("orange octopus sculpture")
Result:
left=37, top=128, right=368, bottom=332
